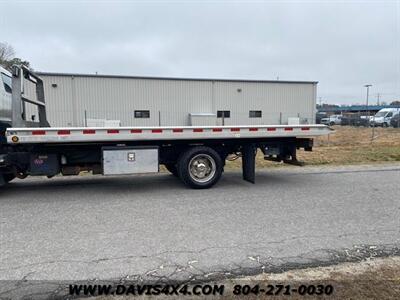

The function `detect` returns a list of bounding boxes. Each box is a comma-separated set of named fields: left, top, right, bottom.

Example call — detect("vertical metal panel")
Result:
left=29, top=75, right=316, bottom=127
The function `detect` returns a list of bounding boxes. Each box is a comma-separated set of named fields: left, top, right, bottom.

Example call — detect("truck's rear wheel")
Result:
left=177, top=146, right=222, bottom=189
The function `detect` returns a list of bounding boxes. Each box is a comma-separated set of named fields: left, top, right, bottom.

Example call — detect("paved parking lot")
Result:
left=0, top=164, right=399, bottom=297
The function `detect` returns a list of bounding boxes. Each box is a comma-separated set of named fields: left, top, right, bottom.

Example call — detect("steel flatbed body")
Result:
left=6, top=124, right=331, bottom=144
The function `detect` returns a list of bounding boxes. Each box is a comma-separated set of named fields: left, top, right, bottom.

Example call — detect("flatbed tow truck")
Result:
left=0, top=66, right=332, bottom=189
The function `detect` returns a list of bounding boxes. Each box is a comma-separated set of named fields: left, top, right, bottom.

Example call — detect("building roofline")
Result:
left=36, top=71, right=318, bottom=85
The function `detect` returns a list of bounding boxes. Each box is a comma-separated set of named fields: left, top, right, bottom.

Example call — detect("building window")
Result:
left=249, top=110, right=262, bottom=118
left=134, top=110, right=150, bottom=118
left=217, top=110, right=230, bottom=118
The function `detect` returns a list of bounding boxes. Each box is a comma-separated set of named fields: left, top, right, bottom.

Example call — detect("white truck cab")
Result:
left=371, top=108, right=399, bottom=127
left=0, top=66, right=12, bottom=126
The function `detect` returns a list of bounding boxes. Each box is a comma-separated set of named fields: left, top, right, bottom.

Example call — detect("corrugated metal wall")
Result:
left=214, top=81, right=316, bottom=125
left=25, top=74, right=316, bottom=127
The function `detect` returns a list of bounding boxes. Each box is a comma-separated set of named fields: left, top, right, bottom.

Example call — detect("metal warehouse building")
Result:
left=25, top=72, right=317, bottom=127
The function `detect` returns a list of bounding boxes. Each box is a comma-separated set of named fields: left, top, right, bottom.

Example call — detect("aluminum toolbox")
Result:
left=102, top=146, right=159, bottom=175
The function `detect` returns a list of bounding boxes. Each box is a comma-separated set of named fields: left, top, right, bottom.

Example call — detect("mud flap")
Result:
left=242, top=144, right=256, bottom=184
left=0, top=174, right=5, bottom=187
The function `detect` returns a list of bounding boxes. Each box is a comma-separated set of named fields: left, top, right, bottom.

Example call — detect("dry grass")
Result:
left=225, top=126, right=400, bottom=169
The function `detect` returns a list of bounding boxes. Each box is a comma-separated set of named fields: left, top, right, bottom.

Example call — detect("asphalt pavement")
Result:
left=0, top=164, right=399, bottom=298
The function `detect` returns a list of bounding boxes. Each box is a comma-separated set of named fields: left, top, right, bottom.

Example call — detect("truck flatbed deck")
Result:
left=6, top=125, right=331, bottom=144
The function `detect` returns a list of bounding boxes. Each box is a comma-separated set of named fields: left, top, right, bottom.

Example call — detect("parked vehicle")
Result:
left=0, top=66, right=331, bottom=189
left=370, top=108, right=400, bottom=127
left=341, top=114, right=369, bottom=127
left=320, top=114, right=342, bottom=126
left=316, top=112, right=327, bottom=124
left=390, top=114, right=400, bottom=128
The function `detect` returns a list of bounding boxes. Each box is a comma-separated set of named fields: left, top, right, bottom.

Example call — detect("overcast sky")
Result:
left=1, top=0, right=399, bottom=105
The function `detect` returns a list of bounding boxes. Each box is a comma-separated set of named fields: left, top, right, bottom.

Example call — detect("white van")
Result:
left=371, top=108, right=400, bottom=127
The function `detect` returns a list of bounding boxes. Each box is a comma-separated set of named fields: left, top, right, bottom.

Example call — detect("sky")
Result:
left=0, top=0, right=399, bottom=105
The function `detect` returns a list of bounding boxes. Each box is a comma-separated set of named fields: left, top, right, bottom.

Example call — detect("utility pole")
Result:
left=376, top=93, right=380, bottom=106
left=364, top=85, right=371, bottom=106
left=364, top=84, right=373, bottom=140
left=364, top=84, right=372, bottom=117
left=319, top=97, right=322, bottom=107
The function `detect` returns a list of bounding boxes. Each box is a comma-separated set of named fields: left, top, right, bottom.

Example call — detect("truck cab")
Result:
left=0, top=66, right=12, bottom=130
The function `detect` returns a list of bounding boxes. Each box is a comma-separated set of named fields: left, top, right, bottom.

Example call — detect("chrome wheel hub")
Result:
left=188, top=154, right=216, bottom=183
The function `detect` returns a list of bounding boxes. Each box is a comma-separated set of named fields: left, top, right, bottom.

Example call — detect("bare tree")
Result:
left=0, top=42, right=31, bottom=70
left=0, top=42, right=15, bottom=66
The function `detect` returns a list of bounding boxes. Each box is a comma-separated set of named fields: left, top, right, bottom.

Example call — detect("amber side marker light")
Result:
left=11, top=136, right=19, bottom=143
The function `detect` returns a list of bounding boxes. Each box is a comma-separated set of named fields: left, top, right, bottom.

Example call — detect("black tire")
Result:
left=382, top=122, right=389, bottom=128
left=164, top=163, right=178, bottom=177
left=177, top=146, right=223, bottom=189
left=329, top=122, right=335, bottom=126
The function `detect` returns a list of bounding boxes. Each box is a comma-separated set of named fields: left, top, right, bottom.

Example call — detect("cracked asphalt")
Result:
left=0, top=164, right=399, bottom=298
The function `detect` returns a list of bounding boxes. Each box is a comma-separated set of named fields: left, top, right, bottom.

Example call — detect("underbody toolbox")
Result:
left=29, top=154, right=60, bottom=176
